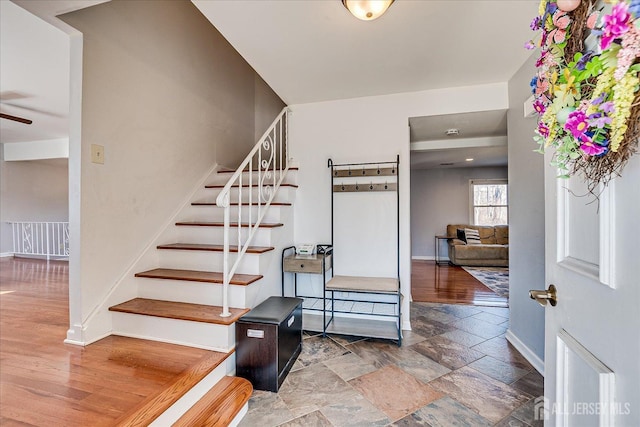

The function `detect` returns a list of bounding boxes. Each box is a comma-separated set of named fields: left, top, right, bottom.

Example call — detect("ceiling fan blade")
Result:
left=0, top=113, right=33, bottom=125
left=1, top=101, right=64, bottom=118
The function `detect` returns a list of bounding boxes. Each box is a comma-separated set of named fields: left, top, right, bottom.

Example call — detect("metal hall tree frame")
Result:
left=326, top=155, right=401, bottom=346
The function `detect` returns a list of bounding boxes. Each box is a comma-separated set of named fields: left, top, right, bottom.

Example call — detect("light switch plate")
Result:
left=91, top=144, right=104, bottom=164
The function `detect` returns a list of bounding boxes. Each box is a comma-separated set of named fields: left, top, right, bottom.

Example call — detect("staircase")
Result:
left=104, top=108, right=294, bottom=425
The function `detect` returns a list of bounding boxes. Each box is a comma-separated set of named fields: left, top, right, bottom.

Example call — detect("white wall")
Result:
left=0, top=157, right=69, bottom=254
left=411, top=166, right=508, bottom=259
left=289, top=82, right=509, bottom=329
left=59, top=0, right=284, bottom=344
left=507, top=53, right=545, bottom=367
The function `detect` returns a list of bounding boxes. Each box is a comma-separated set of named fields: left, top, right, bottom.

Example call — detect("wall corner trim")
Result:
left=505, top=329, right=544, bottom=376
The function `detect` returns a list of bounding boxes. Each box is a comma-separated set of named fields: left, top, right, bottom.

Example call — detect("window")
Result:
left=469, top=179, right=508, bottom=226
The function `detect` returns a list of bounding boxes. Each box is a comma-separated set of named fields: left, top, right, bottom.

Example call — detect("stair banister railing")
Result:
left=216, top=107, right=289, bottom=317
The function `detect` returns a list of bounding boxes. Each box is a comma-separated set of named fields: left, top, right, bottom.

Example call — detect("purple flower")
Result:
left=538, top=122, right=550, bottom=138
left=588, top=113, right=612, bottom=129
left=592, top=93, right=605, bottom=106
left=525, top=40, right=536, bottom=50
left=629, top=0, right=640, bottom=18
left=546, top=2, right=558, bottom=15
left=576, top=52, right=594, bottom=71
left=530, top=16, right=542, bottom=30
left=536, top=52, right=547, bottom=68
left=600, top=2, right=632, bottom=50
left=533, top=99, right=547, bottom=114
left=565, top=111, right=591, bottom=141
left=600, top=101, right=615, bottom=114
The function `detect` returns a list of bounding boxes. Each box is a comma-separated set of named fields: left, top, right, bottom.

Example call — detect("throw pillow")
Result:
left=464, top=228, right=481, bottom=245
left=456, top=228, right=467, bottom=243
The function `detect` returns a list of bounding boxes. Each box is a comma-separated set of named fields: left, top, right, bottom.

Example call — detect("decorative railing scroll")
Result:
left=215, top=108, right=289, bottom=316
left=9, top=221, right=70, bottom=260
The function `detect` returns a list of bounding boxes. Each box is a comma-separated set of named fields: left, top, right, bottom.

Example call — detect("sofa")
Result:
left=446, top=224, right=508, bottom=267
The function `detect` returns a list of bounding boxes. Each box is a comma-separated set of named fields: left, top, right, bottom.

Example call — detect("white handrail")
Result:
left=8, top=221, right=70, bottom=261
left=216, top=107, right=290, bottom=316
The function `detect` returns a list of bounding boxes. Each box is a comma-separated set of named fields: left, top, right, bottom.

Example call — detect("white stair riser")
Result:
left=175, top=226, right=275, bottom=247
left=210, top=170, right=297, bottom=186
left=203, top=186, right=297, bottom=203
left=156, top=250, right=262, bottom=274
left=136, top=277, right=253, bottom=308
left=150, top=359, right=231, bottom=427
left=112, top=311, right=236, bottom=352
left=182, top=204, right=287, bottom=224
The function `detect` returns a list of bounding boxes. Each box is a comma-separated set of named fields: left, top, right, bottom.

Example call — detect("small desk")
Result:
left=281, top=246, right=332, bottom=297
left=434, top=235, right=455, bottom=265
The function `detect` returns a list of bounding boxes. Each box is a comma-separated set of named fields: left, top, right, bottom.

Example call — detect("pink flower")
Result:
left=565, top=111, right=591, bottom=141
left=600, top=2, right=632, bottom=50
left=533, top=99, right=547, bottom=114
left=580, top=140, right=608, bottom=156
left=537, top=121, right=550, bottom=138
left=615, top=26, right=640, bottom=80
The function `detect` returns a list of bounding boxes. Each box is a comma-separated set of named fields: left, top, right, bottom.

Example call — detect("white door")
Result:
left=537, top=152, right=640, bottom=426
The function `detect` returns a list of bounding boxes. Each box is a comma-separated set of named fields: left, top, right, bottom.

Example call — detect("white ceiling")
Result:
left=5, top=0, right=536, bottom=169
left=409, top=110, right=508, bottom=170
left=0, top=1, right=70, bottom=143
left=193, top=0, right=539, bottom=105
left=0, top=0, right=109, bottom=145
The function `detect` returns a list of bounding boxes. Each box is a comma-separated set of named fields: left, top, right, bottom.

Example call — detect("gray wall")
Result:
left=410, top=166, right=508, bottom=259
left=60, top=0, right=284, bottom=324
left=0, top=157, right=69, bottom=253
left=507, top=53, right=545, bottom=361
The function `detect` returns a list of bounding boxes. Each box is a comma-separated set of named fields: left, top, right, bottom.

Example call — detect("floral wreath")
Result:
left=527, top=0, right=640, bottom=190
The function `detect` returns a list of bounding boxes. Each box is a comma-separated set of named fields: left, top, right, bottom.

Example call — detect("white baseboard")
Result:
left=0, top=252, right=14, bottom=258
left=411, top=255, right=450, bottom=262
left=505, top=329, right=544, bottom=376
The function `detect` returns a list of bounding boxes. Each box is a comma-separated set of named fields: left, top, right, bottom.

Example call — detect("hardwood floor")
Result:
left=0, top=257, right=221, bottom=426
left=411, top=260, right=508, bottom=307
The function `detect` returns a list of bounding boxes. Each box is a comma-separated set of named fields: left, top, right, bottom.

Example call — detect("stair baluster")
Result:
left=216, top=107, right=289, bottom=317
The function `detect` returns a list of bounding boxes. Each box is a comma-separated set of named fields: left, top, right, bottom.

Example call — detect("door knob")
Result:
left=529, top=284, right=557, bottom=307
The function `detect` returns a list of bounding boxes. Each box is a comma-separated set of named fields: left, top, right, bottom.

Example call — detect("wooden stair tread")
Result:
left=109, top=298, right=249, bottom=324
left=114, top=350, right=232, bottom=427
left=205, top=183, right=298, bottom=189
left=157, top=243, right=274, bottom=254
left=173, top=376, right=252, bottom=427
left=135, top=268, right=263, bottom=285
left=192, top=201, right=292, bottom=206
left=175, top=221, right=283, bottom=228
left=217, top=167, right=298, bottom=174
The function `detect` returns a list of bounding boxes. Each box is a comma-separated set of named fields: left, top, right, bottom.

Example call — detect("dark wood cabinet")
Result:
left=235, top=296, right=303, bottom=392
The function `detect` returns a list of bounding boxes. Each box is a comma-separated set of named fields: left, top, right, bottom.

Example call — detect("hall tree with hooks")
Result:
left=322, top=156, right=402, bottom=345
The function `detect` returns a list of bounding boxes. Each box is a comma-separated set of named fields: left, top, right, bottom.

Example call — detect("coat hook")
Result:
left=384, top=181, right=388, bottom=190
left=362, top=166, right=366, bottom=175
left=369, top=181, right=374, bottom=190
left=377, top=165, right=381, bottom=175
left=348, top=167, right=352, bottom=176
left=341, top=184, right=345, bottom=191
left=355, top=183, right=359, bottom=191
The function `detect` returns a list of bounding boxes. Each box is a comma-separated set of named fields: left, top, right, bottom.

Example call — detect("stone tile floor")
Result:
left=238, top=302, right=543, bottom=427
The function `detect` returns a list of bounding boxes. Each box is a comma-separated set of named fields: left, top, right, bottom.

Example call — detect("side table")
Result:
left=434, top=235, right=455, bottom=265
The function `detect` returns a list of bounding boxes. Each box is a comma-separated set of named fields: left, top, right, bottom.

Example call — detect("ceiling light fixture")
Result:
left=445, top=128, right=459, bottom=136
left=342, top=0, right=394, bottom=21
left=465, top=158, right=474, bottom=162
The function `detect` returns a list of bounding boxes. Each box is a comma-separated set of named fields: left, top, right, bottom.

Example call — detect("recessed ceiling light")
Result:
left=445, top=128, right=459, bottom=136
left=465, top=158, right=474, bottom=162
